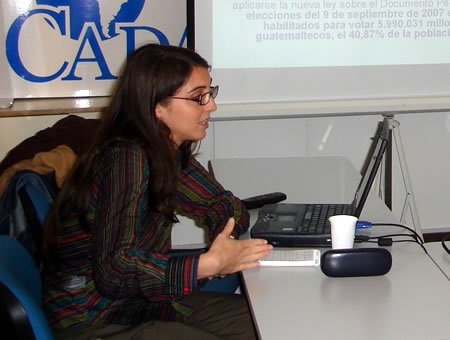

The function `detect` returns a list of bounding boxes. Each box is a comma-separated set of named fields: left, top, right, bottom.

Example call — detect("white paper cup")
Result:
left=329, top=215, right=358, bottom=249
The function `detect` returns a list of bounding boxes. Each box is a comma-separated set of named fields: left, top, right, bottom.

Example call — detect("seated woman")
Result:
left=41, top=43, right=272, bottom=339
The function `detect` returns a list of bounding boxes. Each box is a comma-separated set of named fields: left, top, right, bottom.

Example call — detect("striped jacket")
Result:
left=42, top=141, right=249, bottom=331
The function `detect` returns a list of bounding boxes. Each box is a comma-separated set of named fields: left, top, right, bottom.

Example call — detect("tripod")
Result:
left=382, top=114, right=422, bottom=238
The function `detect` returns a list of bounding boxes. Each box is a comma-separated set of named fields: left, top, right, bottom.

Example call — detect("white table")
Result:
left=210, top=157, right=450, bottom=340
left=426, top=241, right=450, bottom=281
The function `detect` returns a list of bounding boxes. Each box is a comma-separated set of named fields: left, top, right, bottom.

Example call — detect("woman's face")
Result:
left=155, top=66, right=217, bottom=146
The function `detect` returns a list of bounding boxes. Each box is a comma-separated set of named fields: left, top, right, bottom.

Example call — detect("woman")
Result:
left=42, top=43, right=272, bottom=339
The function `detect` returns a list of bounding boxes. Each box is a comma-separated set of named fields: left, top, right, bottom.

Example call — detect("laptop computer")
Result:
left=250, top=118, right=389, bottom=247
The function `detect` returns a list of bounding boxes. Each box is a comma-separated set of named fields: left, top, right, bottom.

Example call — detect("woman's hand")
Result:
left=197, top=218, right=273, bottom=279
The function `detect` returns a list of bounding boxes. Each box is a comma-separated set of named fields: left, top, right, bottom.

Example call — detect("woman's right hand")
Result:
left=197, top=218, right=273, bottom=279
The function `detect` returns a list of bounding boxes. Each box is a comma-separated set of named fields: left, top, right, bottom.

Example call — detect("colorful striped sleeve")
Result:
left=176, top=157, right=250, bottom=241
left=92, top=142, right=198, bottom=302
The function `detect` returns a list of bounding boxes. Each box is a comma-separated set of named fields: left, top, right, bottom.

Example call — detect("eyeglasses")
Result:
left=166, top=86, right=219, bottom=106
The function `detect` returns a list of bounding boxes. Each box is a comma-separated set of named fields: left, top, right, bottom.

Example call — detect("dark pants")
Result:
left=56, top=291, right=258, bottom=340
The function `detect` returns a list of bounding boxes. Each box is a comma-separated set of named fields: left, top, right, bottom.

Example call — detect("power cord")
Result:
left=372, top=222, right=424, bottom=244
left=442, top=233, right=450, bottom=255
left=354, top=222, right=427, bottom=254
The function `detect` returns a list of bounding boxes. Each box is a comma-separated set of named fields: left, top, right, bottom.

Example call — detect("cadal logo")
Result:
left=5, top=0, right=186, bottom=85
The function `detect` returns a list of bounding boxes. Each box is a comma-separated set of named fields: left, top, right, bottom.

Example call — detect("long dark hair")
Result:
left=43, top=44, right=210, bottom=252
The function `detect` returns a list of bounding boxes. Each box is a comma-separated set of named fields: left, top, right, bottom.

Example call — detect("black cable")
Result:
left=366, top=233, right=418, bottom=242
left=356, top=221, right=427, bottom=253
left=442, top=233, right=450, bottom=255
left=360, top=236, right=428, bottom=254
left=391, top=239, right=428, bottom=254
left=372, top=222, right=423, bottom=243
left=372, top=222, right=424, bottom=244
left=377, top=238, right=393, bottom=247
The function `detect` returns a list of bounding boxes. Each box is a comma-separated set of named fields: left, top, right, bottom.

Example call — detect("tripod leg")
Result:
left=389, top=117, right=423, bottom=238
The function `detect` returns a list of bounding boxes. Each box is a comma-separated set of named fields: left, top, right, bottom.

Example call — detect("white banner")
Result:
left=0, top=5, right=13, bottom=107
left=1, top=0, right=187, bottom=99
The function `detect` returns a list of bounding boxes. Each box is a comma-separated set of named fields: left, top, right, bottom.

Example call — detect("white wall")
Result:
left=209, top=112, right=450, bottom=235
left=1, top=111, right=450, bottom=245
left=0, top=113, right=100, bottom=156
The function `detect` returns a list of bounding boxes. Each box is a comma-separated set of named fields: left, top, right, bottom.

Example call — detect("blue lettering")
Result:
left=179, top=27, right=187, bottom=47
left=62, top=26, right=117, bottom=81
left=120, top=26, right=169, bottom=56
left=6, top=8, right=188, bottom=84
left=6, top=9, right=68, bottom=83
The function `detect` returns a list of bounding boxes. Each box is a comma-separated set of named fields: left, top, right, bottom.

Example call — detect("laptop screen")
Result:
left=352, top=118, right=389, bottom=217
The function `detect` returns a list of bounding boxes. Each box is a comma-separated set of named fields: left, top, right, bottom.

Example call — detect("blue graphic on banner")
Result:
left=35, top=0, right=145, bottom=40
left=5, top=0, right=186, bottom=84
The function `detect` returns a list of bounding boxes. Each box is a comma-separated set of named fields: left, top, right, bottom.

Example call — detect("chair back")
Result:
left=0, top=171, right=56, bottom=266
left=0, top=235, right=53, bottom=340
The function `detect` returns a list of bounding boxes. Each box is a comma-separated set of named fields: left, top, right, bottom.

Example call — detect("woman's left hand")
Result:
left=197, top=218, right=272, bottom=279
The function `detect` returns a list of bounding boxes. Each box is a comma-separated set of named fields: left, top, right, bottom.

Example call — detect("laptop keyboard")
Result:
left=298, top=204, right=352, bottom=234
